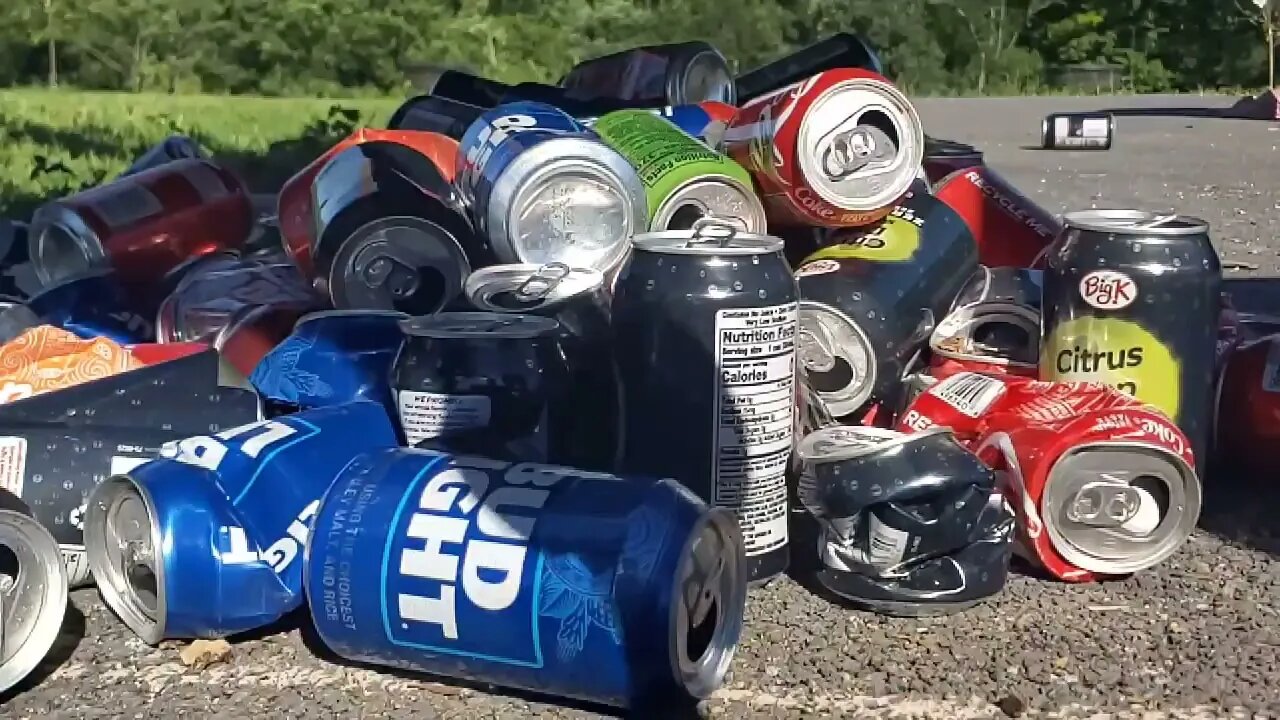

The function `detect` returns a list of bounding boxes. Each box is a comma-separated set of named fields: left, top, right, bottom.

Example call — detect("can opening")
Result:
left=0, top=542, right=17, bottom=592
left=859, top=110, right=900, bottom=154
left=972, top=320, right=1034, bottom=361
left=683, top=596, right=718, bottom=663
left=487, top=290, right=542, bottom=311
left=36, top=223, right=93, bottom=283
left=126, top=558, right=160, bottom=615
left=667, top=203, right=708, bottom=231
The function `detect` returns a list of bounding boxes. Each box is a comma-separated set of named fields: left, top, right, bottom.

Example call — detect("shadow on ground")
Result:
left=0, top=105, right=370, bottom=221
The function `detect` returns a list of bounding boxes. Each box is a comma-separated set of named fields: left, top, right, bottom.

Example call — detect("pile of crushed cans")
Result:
left=0, top=32, right=1276, bottom=711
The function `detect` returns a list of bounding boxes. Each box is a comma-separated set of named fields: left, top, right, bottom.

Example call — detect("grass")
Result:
left=0, top=89, right=402, bottom=219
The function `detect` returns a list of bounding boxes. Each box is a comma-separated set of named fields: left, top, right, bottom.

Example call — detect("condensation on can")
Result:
left=1041, top=113, right=1114, bottom=151
left=28, top=158, right=253, bottom=288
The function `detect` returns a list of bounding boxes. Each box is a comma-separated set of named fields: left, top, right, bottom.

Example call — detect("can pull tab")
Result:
left=514, top=262, right=570, bottom=301
left=1065, top=479, right=1143, bottom=527
left=798, top=322, right=838, bottom=373
left=821, top=125, right=895, bottom=181
left=686, top=216, right=739, bottom=247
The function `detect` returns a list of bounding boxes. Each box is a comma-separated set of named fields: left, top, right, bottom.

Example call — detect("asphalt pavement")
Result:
left=4, top=94, right=1280, bottom=720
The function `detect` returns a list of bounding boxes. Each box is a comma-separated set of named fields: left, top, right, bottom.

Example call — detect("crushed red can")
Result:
left=933, top=165, right=1061, bottom=268
left=723, top=68, right=924, bottom=228
left=276, top=129, right=460, bottom=275
left=1213, top=333, right=1280, bottom=472
left=28, top=158, right=253, bottom=287
left=969, top=378, right=1198, bottom=582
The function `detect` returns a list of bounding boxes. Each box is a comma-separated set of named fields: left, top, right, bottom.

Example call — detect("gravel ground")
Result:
left=4, top=94, right=1280, bottom=720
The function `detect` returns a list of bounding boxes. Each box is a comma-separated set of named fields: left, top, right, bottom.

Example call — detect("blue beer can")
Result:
left=304, top=448, right=747, bottom=709
left=250, top=309, right=407, bottom=415
left=3, top=268, right=154, bottom=344
left=82, top=401, right=399, bottom=643
left=454, top=101, right=647, bottom=273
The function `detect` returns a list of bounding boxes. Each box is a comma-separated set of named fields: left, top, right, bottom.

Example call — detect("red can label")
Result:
left=933, top=166, right=1061, bottom=269
left=724, top=69, right=913, bottom=229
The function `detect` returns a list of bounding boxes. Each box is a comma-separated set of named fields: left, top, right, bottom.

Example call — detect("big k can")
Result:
left=612, top=221, right=798, bottom=584
left=303, top=447, right=747, bottom=709
left=0, top=488, right=67, bottom=695
left=1040, top=210, right=1222, bottom=475
left=723, top=69, right=925, bottom=229
left=794, top=192, right=978, bottom=418
left=455, top=102, right=647, bottom=274
left=83, top=402, right=398, bottom=643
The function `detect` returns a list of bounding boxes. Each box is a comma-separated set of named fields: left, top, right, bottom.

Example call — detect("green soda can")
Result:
left=593, top=109, right=767, bottom=232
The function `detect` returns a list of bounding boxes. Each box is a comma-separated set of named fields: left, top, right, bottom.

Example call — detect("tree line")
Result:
left=1, top=0, right=1276, bottom=97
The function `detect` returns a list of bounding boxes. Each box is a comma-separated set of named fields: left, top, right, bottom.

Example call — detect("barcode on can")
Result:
left=89, top=184, right=164, bottom=229
left=866, top=515, right=910, bottom=570
left=931, top=372, right=1005, bottom=417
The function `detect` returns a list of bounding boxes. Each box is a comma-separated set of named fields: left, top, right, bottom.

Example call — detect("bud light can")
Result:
left=455, top=101, right=647, bottom=274
left=83, top=402, right=398, bottom=643
left=303, top=447, right=747, bottom=709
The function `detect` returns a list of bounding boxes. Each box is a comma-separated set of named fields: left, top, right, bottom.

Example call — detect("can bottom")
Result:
left=0, top=502, right=69, bottom=695
left=84, top=476, right=167, bottom=644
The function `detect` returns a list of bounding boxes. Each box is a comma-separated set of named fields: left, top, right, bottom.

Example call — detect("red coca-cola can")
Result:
left=895, top=370, right=1017, bottom=439
left=213, top=303, right=309, bottom=377
left=933, top=165, right=1062, bottom=268
left=276, top=129, right=460, bottom=275
left=1213, top=333, right=1280, bottom=471
left=929, top=301, right=1040, bottom=381
left=28, top=158, right=253, bottom=287
left=972, top=380, right=1199, bottom=582
left=723, top=68, right=925, bottom=228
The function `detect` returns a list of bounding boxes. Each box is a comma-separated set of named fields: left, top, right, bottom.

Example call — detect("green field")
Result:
left=0, top=90, right=402, bottom=220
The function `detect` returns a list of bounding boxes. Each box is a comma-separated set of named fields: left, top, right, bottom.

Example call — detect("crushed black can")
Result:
left=794, top=192, right=979, bottom=419
left=390, top=312, right=575, bottom=463
left=311, top=141, right=493, bottom=315
left=463, top=263, right=619, bottom=471
left=796, top=425, right=1014, bottom=617
left=612, top=220, right=798, bottom=585
left=1040, top=210, right=1221, bottom=473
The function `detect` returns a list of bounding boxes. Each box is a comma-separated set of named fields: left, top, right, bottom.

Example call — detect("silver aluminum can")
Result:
left=0, top=489, right=68, bottom=695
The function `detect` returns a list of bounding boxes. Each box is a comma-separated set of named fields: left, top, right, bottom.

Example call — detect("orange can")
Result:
left=277, top=129, right=460, bottom=275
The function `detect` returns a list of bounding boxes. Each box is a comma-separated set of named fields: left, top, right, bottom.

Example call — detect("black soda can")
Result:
left=612, top=220, right=799, bottom=585
left=311, top=141, right=493, bottom=315
left=734, top=33, right=884, bottom=104
left=560, top=41, right=736, bottom=106
left=463, top=263, right=620, bottom=471
left=794, top=191, right=979, bottom=418
left=1040, top=209, right=1221, bottom=474
left=1041, top=112, right=1114, bottom=151
left=390, top=312, right=575, bottom=464
left=387, top=95, right=487, bottom=140
left=423, top=69, right=642, bottom=117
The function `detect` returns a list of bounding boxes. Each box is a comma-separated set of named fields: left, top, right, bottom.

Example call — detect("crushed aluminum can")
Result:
left=154, top=254, right=319, bottom=344
left=84, top=402, right=398, bottom=644
left=0, top=268, right=154, bottom=346
left=0, top=488, right=68, bottom=695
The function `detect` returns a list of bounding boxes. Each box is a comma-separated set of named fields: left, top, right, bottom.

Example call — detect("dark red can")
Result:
left=933, top=166, right=1061, bottom=269
left=723, top=68, right=925, bottom=228
left=213, top=303, right=309, bottom=377
left=1213, top=333, right=1280, bottom=472
left=276, top=129, right=460, bottom=276
left=28, top=158, right=253, bottom=287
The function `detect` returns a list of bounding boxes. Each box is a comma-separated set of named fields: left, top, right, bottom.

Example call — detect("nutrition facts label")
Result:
left=712, top=302, right=798, bottom=557
left=397, top=391, right=491, bottom=446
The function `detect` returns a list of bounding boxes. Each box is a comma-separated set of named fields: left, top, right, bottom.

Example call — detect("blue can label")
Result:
left=381, top=454, right=630, bottom=667
left=456, top=101, right=582, bottom=212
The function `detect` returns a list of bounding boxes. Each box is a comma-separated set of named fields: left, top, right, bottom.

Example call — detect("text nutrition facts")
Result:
left=712, top=302, right=798, bottom=557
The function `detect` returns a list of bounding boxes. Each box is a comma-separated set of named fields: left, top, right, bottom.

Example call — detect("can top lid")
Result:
left=797, top=424, right=953, bottom=463
left=399, top=311, right=559, bottom=339
left=465, top=262, right=603, bottom=311
left=672, top=47, right=735, bottom=105
left=632, top=217, right=783, bottom=255
left=1062, top=209, right=1209, bottom=236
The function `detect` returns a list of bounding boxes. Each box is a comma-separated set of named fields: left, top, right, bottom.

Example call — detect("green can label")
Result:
left=593, top=110, right=752, bottom=220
